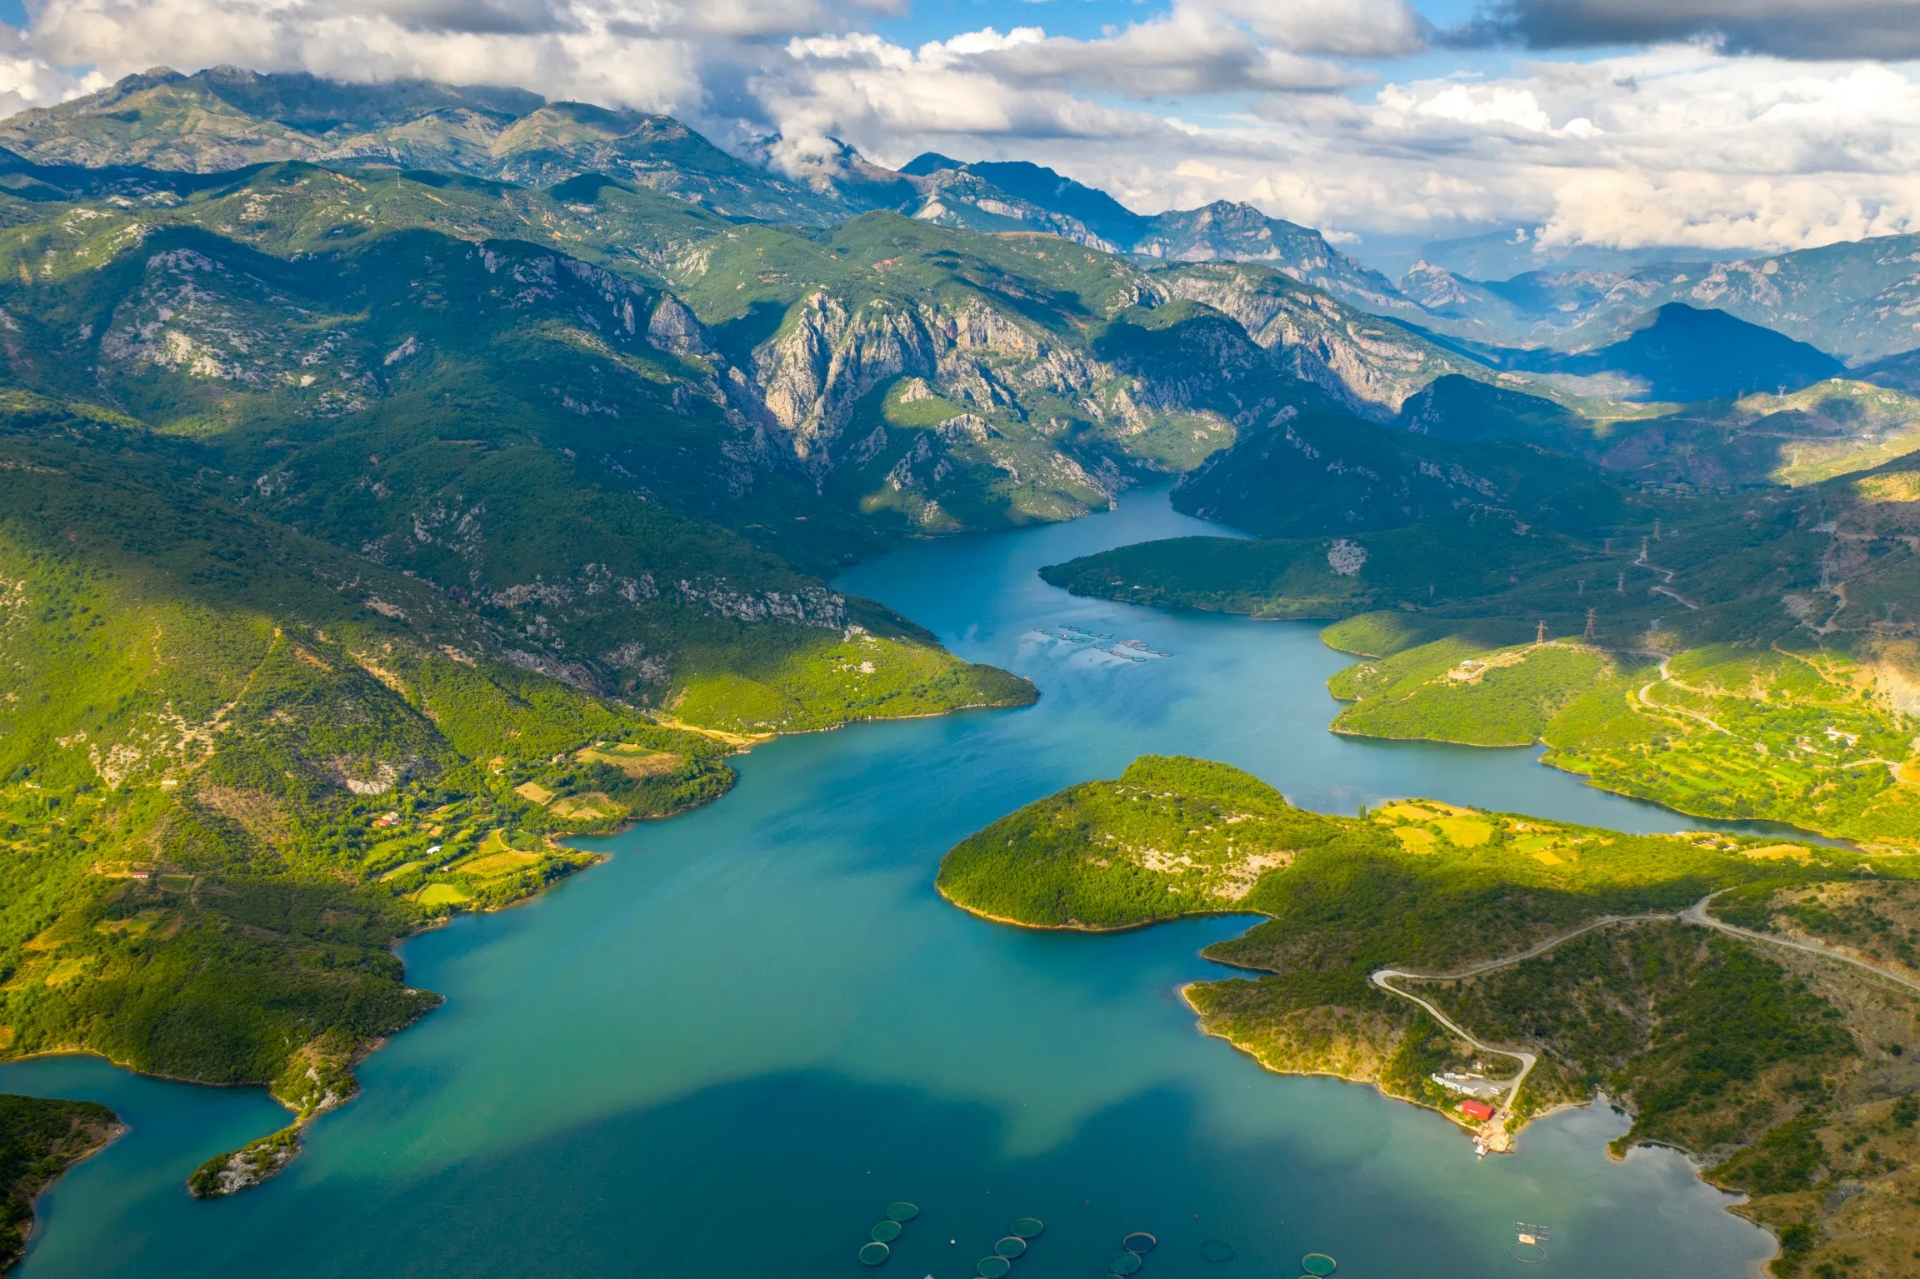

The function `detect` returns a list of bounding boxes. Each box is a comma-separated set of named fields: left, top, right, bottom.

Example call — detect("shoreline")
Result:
left=11, top=1114, right=129, bottom=1272
left=1166, top=978, right=1784, bottom=1275
left=1329, top=723, right=1855, bottom=847
left=939, top=882, right=1798, bottom=1274
left=1054, top=581, right=1885, bottom=850
left=1173, top=979, right=1499, bottom=1135
left=659, top=695, right=1043, bottom=753
left=0, top=695, right=1036, bottom=1202
left=933, top=881, right=1261, bottom=934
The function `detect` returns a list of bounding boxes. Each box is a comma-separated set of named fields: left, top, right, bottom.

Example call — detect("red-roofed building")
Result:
left=1459, top=1099, right=1496, bottom=1122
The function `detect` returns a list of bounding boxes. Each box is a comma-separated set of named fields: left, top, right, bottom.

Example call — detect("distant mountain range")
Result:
left=10, top=66, right=1920, bottom=370
left=0, top=66, right=1421, bottom=317
left=1362, top=227, right=1762, bottom=282
left=1430, top=243, right=1920, bottom=362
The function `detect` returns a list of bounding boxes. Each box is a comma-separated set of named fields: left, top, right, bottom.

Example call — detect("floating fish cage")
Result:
left=1510, top=1221, right=1550, bottom=1263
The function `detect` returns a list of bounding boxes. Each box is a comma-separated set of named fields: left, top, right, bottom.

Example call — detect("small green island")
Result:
left=939, top=756, right=1920, bottom=1278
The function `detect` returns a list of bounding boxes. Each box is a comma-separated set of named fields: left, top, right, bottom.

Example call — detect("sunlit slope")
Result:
left=940, top=756, right=1920, bottom=1279
left=0, top=393, right=729, bottom=1110
left=1042, top=428, right=1920, bottom=845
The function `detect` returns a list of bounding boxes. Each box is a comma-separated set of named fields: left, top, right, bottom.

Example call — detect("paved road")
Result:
left=1635, top=656, right=1732, bottom=734
left=1370, top=911, right=1681, bottom=1121
left=1368, top=894, right=1920, bottom=1131
left=1682, top=894, right=1920, bottom=994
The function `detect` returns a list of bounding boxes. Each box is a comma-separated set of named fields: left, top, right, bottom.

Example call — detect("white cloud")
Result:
left=20, top=0, right=855, bottom=111
left=0, top=0, right=1914, bottom=258
left=0, top=26, right=102, bottom=117
left=1208, top=0, right=1426, bottom=57
left=943, top=10, right=1366, bottom=97
left=758, top=40, right=1920, bottom=254
left=1388, top=83, right=1561, bottom=132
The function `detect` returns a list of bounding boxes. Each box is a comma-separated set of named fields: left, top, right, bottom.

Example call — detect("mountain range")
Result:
left=12, top=65, right=1920, bottom=371
left=0, top=63, right=1918, bottom=1236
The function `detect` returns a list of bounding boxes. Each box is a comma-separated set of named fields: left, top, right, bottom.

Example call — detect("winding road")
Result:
left=1368, top=893, right=1920, bottom=1137
left=1635, top=655, right=1733, bottom=735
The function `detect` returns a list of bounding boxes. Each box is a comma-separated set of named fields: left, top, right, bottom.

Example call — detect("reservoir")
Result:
left=0, top=490, right=1776, bottom=1277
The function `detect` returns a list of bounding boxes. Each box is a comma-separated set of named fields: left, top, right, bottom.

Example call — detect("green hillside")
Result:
left=939, top=757, right=1920, bottom=1279
left=0, top=388, right=1029, bottom=1195
left=1044, top=428, right=1920, bottom=846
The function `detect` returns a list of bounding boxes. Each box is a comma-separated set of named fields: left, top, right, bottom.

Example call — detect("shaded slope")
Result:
left=1528, top=304, right=1844, bottom=403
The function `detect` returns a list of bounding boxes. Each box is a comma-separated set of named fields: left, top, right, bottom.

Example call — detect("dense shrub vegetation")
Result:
left=942, top=756, right=1920, bottom=1277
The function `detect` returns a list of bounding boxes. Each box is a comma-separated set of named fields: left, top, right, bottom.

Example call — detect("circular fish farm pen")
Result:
left=1009, top=1218, right=1045, bottom=1239
left=858, top=1241, right=891, bottom=1266
left=994, top=1237, right=1028, bottom=1259
left=870, top=1221, right=902, bottom=1243
left=976, top=1255, right=1012, bottom=1278
left=1510, top=1241, right=1549, bottom=1264
left=1200, top=1239, right=1237, bottom=1263
left=886, top=1202, right=920, bottom=1223
left=1109, top=1249, right=1144, bottom=1275
left=1122, top=1232, right=1157, bottom=1255
left=1302, top=1252, right=1337, bottom=1274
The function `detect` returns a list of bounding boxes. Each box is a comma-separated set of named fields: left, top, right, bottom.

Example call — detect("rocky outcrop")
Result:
left=751, top=292, right=1060, bottom=468
left=675, top=578, right=848, bottom=628
left=1166, top=265, right=1472, bottom=415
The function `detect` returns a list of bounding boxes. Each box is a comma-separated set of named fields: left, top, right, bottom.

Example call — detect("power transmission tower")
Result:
left=1584, top=608, right=1596, bottom=640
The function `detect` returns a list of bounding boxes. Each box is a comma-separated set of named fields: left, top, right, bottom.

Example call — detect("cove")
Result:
left=0, top=490, right=1776, bottom=1277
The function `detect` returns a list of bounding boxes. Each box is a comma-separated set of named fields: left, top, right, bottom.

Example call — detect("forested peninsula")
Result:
left=938, top=756, right=1920, bottom=1279
left=0, top=394, right=1033, bottom=1202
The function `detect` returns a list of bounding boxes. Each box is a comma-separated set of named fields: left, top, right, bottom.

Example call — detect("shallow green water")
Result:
left=1, top=491, right=1776, bottom=1277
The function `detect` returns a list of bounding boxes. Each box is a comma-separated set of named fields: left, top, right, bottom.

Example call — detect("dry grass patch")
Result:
left=1744, top=844, right=1814, bottom=861
left=1392, top=826, right=1437, bottom=852
left=574, top=743, right=683, bottom=779
left=549, top=792, right=617, bottom=820
left=1435, top=816, right=1493, bottom=847
left=450, top=850, right=540, bottom=879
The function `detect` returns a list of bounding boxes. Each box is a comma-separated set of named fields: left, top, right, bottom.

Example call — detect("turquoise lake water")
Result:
left=0, top=490, right=1776, bottom=1277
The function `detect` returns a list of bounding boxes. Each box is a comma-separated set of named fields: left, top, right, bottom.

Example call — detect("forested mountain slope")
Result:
left=1045, top=416, right=1920, bottom=846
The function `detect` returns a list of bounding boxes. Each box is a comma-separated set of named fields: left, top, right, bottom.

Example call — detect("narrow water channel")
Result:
left=0, top=490, right=1775, bottom=1277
